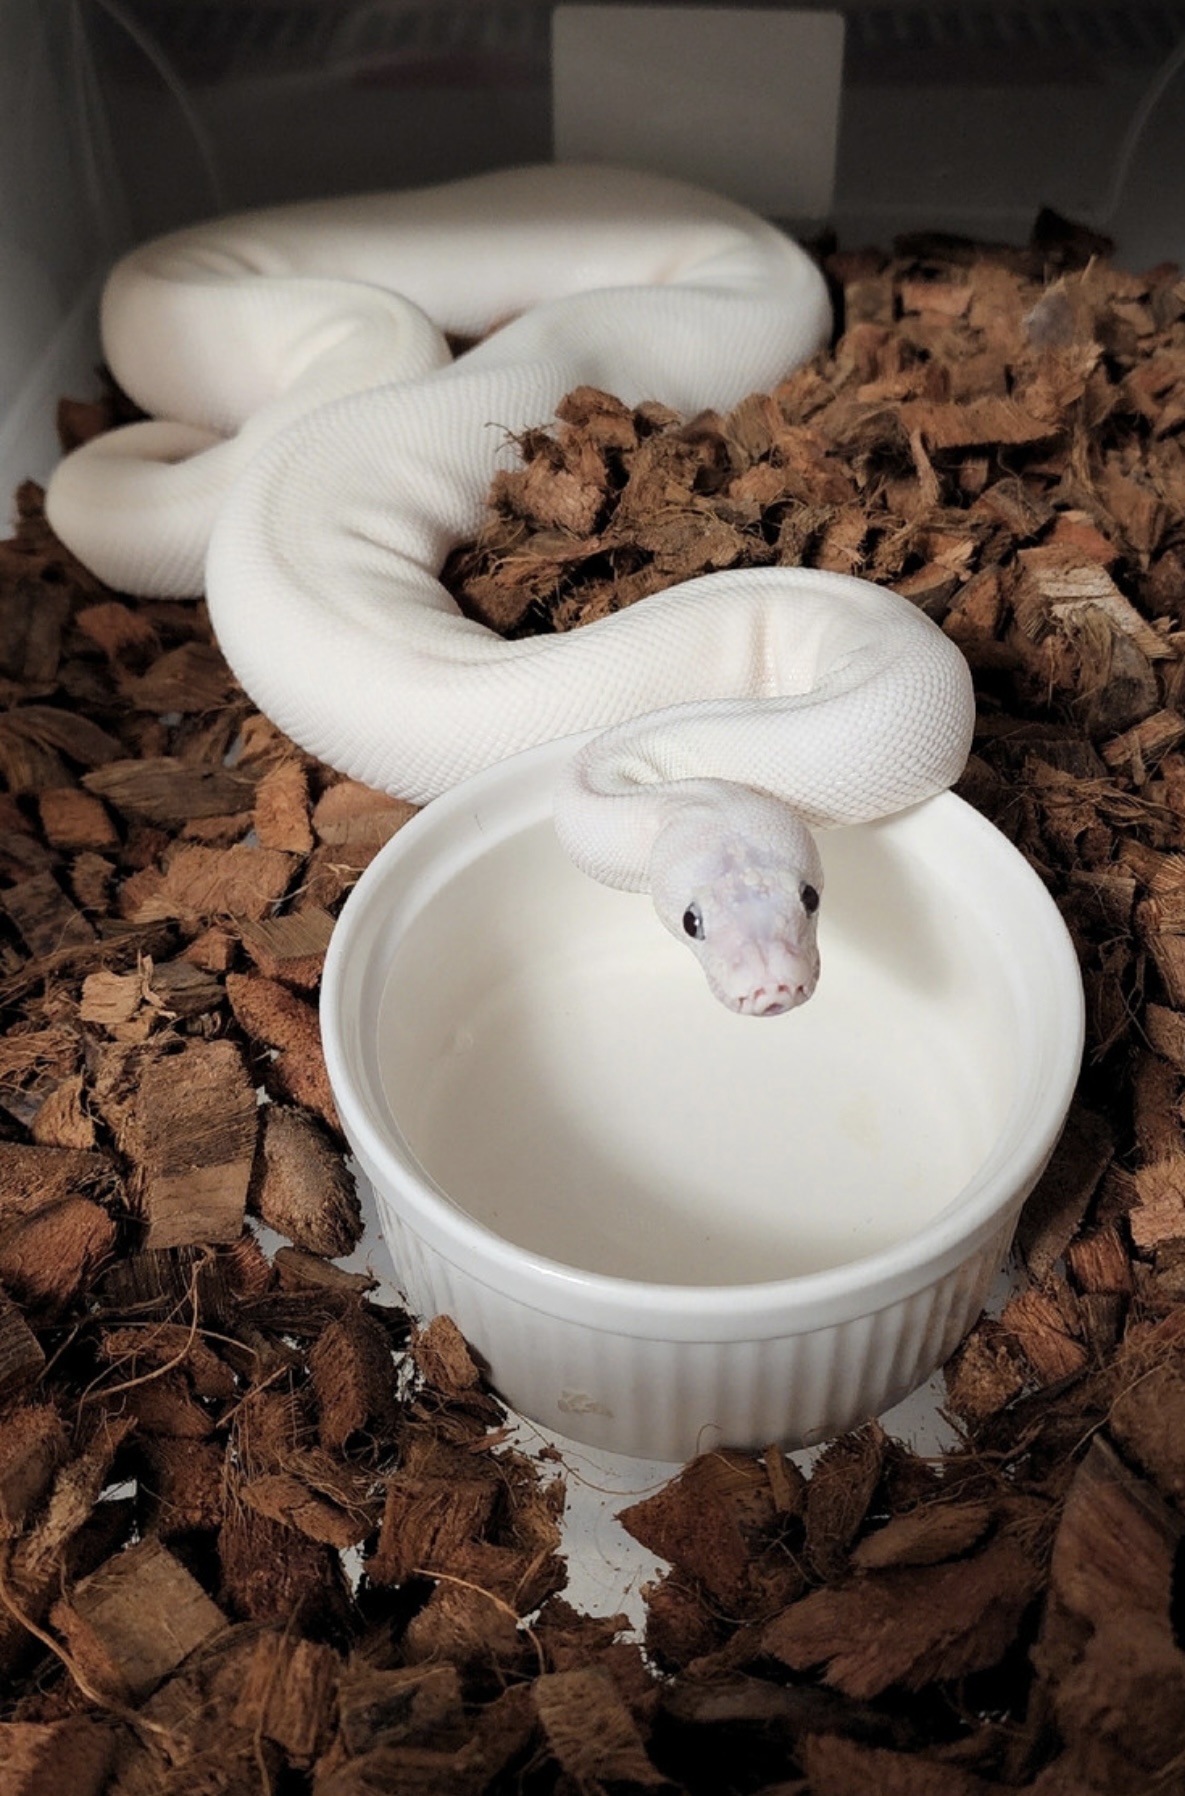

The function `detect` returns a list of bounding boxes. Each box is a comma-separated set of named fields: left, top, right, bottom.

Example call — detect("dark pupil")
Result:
left=683, top=904, right=705, bottom=940
left=801, top=884, right=820, bottom=915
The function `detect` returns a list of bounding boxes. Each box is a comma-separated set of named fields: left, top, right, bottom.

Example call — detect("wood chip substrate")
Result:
left=1, top=213, right=1185, bottom=1791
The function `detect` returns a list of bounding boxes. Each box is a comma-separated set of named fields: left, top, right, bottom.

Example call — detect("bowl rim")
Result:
left=321, top=733, right=1085, bottom=1343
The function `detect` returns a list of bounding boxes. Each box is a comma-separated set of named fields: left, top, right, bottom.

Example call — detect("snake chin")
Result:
left=698, top=909, right=821, bottom=1018
left=648, top=797, right=824, bottom=1017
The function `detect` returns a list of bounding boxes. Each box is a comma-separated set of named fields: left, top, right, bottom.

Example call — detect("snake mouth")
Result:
left=732, top=979, right=813, bottom=1018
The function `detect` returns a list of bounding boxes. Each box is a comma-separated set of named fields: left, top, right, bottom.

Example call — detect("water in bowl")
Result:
left=376, top=814, right=1016, bottom=1287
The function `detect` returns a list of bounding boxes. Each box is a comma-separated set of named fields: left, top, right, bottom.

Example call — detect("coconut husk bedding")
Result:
left=0, top=212, right=1183, bottom=1791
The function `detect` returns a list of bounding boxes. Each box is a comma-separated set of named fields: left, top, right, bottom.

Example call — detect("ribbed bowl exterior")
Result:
left=370, top=1177, right=1015, bottom=1459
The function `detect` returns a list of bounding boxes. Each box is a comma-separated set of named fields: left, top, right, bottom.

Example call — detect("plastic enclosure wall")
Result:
left=4, top=0, right=1185, bottom=495
left=0, top=1, right=127, bottom=497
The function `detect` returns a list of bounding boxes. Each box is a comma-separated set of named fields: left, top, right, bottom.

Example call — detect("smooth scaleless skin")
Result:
left=45, top=164, right=975, bottom=1016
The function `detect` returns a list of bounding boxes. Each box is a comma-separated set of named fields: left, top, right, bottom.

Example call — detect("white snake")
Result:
left=46, top=165, right=975, bottom=1017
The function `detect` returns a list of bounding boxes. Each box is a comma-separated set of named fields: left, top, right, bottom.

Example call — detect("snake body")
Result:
left=45, top=164, right=975, bottom=1016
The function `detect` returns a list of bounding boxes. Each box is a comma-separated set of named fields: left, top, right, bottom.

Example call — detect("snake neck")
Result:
left=553, top=725, right=817, bottom=891
left=554, top=726, right=727, bottom=890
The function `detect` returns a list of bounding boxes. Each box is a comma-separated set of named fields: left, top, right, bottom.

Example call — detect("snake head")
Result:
left=649, top=796, right=824, bottom=1017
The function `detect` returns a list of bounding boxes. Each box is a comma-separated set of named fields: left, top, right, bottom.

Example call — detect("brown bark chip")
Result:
left=619, top=1449, right=788, bottom=1613
left=370, top=1472, right=498, bottom=1588
left=217, top=1500, right=352, bottom=1634
left=1014, top=1102, right=1115, bottom=1279
left=310, top=779, right=417, bottom=866
left=1129, top=1154, right=1185, bottom=1248
left=1, top=869, right=95, bottom=957
left=51, top=1535, right=227, bottom=1703
left=79, top=965, right=155, bottom=1039
left=1065, top=1223, right=1134, bottom=1295
left=0, top=579, right=71, bottom=691
left=0, top=1401, right=67, bottom=1533
left=232, top=1629, right=340, bottom=1763
left=641, top=1574, right=725, bottom=1671
left=804, top=1734, right=999, bottom=1796
left=849, top=1499, right=994, bottom=1571
left=763, top=1536, right=1041, bottom=1698
left=240, top=1468, right=379, bottom=1549
left=803, top=1422, right=886, bottom=1579
left=83, top=755, right=256, bottom=825
left=0, top=1718, right=116, bottom=1796
left=309, top=1303, right=401, bottom=1453
left=411, top=1312, right=484, bottom=1392
left=137, top=1437, right=228, bottom=1537
left=120, top=841, right=292, bottom=925
left=250, top=1103, right=362, bottom=1256
left=236, top=904, right=334, bottom=987
left=0, top=1141, right=118, bottom=1311
left=0, top=1292, right=46, bottom=1402
left=1032, top=1437, right=1185, bottom=1788
left=1000, top=1283, right=1090, bottom=1386
left=96, top=1317, right=237, bottom=1402
left=534, top=1667, right=667, bottom=1787
left=1, top=703, right=122, bottom=771
left=1107, top=1354, right=1185, bottom=1507
left=120, top=638, right=238, bottom=714
left=402, top=1577, right=525, bottom=1672
left=273, top=1244, right=378, bottom=1300
left=1050, top=1436, right=1166, bottom=1654
left=252, top=754, right=314, bottom=854
left=940, top=1314, right=1034, bottom=1422
left=334, top=1659, right=467, bottom=1758
left=31, top=1070, right=98, bottom=1149
left=73, top=595, right=160, bottom=661
left=225, top=970, right=341, bottom=1132
left=36, top=785, right=118, bottom=852
left=117, top=1038, right=258, bottom=1247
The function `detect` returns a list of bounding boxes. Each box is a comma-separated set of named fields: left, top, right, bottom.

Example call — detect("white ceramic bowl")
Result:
left=322, top=735, right=1083, bottom=1461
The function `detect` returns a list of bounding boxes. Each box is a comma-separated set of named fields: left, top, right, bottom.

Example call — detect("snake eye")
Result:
left=682, top=902, right=705, bottom=940
left=800, top=883, right=820, bottom=915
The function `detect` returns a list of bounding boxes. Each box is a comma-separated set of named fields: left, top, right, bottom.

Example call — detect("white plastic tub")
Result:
left=322, top=732, right=1084, bottom=1462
